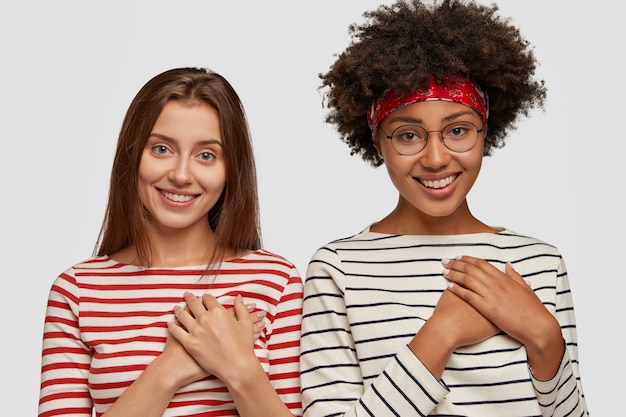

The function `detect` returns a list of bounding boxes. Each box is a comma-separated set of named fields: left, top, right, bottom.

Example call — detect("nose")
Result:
left=168, top=158, right=193, bottom=184
left=419, top=132, right=450, bottom=169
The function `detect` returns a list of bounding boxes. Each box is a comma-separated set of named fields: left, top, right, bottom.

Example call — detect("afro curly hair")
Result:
left=320, top=0, right=547, bottom=167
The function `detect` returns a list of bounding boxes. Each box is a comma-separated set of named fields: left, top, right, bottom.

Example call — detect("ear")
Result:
left=372, top=138, right=384, bottom=161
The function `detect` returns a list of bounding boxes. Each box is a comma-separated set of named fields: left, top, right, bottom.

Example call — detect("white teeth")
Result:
left=420, top=176, right=456, bottom=189
left=161, top=190, right=196, bottom=202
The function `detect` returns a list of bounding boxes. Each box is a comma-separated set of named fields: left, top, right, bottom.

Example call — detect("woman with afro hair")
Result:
left=299, top=1, right=589, bottom=416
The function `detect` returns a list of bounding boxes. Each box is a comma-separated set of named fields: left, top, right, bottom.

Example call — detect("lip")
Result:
left=157, top=188, right=199, bottom=204
left=414, top=173, right=459, bottom=197
left=416, top=174, right=458, bottom=189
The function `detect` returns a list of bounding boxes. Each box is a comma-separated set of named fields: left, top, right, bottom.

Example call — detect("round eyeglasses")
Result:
left=379, top=121, right=484, bottom=155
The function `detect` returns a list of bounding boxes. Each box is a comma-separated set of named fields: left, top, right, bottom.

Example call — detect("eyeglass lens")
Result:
left=390, top=121, right=480, bottom=155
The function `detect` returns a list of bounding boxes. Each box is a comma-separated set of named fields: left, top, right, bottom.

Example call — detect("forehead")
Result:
left=383, top=100, right=483, bottom=125
left=152, top=101, right=222, bottom=140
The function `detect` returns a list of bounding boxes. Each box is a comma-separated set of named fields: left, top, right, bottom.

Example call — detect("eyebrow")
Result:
left=149, top=132, right=223, bottom=147
left=386, top=109, right=477, bottom=125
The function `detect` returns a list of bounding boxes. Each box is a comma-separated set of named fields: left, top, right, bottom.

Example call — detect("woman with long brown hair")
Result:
left=39, top=67, right=302, bottom=417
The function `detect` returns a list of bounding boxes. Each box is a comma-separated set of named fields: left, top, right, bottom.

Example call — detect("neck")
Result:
left=371, top=198, right=496, bottom=236
left=145, top=222, right=218, bottom=267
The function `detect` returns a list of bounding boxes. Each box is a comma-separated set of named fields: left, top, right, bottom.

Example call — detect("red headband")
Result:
left=367, top=75, right=489, bottom=132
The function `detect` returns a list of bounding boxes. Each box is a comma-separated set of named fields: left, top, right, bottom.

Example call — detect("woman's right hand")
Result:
left=408, top=289, right=499, bottom=379
left=156, top=297, right=265, bottom=389
left=156, top=330, right=210, bottom=388
left=430, top=288, right=499, bottom=349
left=169, top=293, right=261, bottom=384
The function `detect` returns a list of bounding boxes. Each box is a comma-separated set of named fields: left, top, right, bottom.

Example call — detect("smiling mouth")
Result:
left=159, top=189, right=197, bottom=203
left=418, top=175, right=458, bottom=189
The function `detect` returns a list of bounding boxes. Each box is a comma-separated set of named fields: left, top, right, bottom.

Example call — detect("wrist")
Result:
left=408, top=320, right=455, bottom=379
left=148, top=354, right=191, bottom=390
left=524, top=319, right=564, bottom=381
left=221, top=354, right=266, bottom=392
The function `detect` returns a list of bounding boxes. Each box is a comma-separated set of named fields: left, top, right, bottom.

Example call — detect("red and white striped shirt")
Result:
left=39, top=249, right=303, bottom=417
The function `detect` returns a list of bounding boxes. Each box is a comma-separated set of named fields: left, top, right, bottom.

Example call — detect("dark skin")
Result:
left=372, top=100, right=564, bottom=381
left=319, top=0, right=547, bottom=167
left=424, top=257, right=565, bottom=380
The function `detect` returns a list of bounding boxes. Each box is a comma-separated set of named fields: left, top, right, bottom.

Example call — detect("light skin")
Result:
left=101, top=100, right=282, bottom=417
left=169, top=293, right=296, bottom=417
left=134, top=99, right=227, bottom=267
left=372, top=100, right=564, bottom=381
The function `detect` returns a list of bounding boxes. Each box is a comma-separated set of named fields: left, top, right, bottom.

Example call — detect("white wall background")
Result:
left=2, top=1, right=621, bottom=415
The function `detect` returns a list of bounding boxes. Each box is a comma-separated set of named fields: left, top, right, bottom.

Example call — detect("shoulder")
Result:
left=231, top=249, right=302, bottom=281
left=70, top=255, right=122, bottom=269
left=246, top=249, right=298, bottom=269
left=313, top=225, right=388, bottom=251
left=495, top=229, right=561, bottom=254
left=53, top=255, right=147, bottom=289
left=48, top=256, right=124, bottom=297
left=57, top=256, right=122, bottom=278
left=307, top=227, right=402, bottom=274
left=311, top=224, right=424, bottom=261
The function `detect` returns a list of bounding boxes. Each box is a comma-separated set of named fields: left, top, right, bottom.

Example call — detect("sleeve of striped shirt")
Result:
left=267, top=269, right=304, bottom=415
left=300, top=246, right=448, bottom=417
left=38, top=271, right=94, bottom=417
left=530, top=257, right=590, bottom=416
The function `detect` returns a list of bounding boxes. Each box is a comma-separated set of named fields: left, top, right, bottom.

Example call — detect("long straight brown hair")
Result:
left=95, top=67, right=261, bottom=267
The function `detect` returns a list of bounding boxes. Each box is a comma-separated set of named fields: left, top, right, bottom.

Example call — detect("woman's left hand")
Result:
left=442, top=256, right=561, bottom=349
left=168, top=293, right=261, bottom=382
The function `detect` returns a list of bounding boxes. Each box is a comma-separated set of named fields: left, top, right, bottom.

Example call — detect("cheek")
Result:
left=466, top=146, right=484, bottom=171
left=466, top=153, right=483, bottom=171
left=137, top=158, right=154, bottom=187
left=198, top=164, right=227, bottom=192
left=458, top=152, right=484, bottom=191
left=382, top=155, right=417, bottom=190
left=381, top=144, right=414, bottom=174
left=136, top=155, right=158, bottom=200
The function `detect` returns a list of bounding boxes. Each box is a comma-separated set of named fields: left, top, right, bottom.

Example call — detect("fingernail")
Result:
left=441, top=258, right=450, bottom=265
left=442, top=268, right=450, bottom=275
left=246, top=302, right=257, bottom=311
left=256, top=311, right=266, bottom=318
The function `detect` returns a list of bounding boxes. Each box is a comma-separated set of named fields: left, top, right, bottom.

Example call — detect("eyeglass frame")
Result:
left=378, top=120, right=485, bottom=155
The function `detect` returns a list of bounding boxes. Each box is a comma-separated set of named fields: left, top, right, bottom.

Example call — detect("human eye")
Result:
left=151, top=144, right=172, bottom=155
left=197, top=150, right=217, bottom=163
left=443, top=122, right=474, bottom=140
left=393, top=125, right=426, bottom=144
